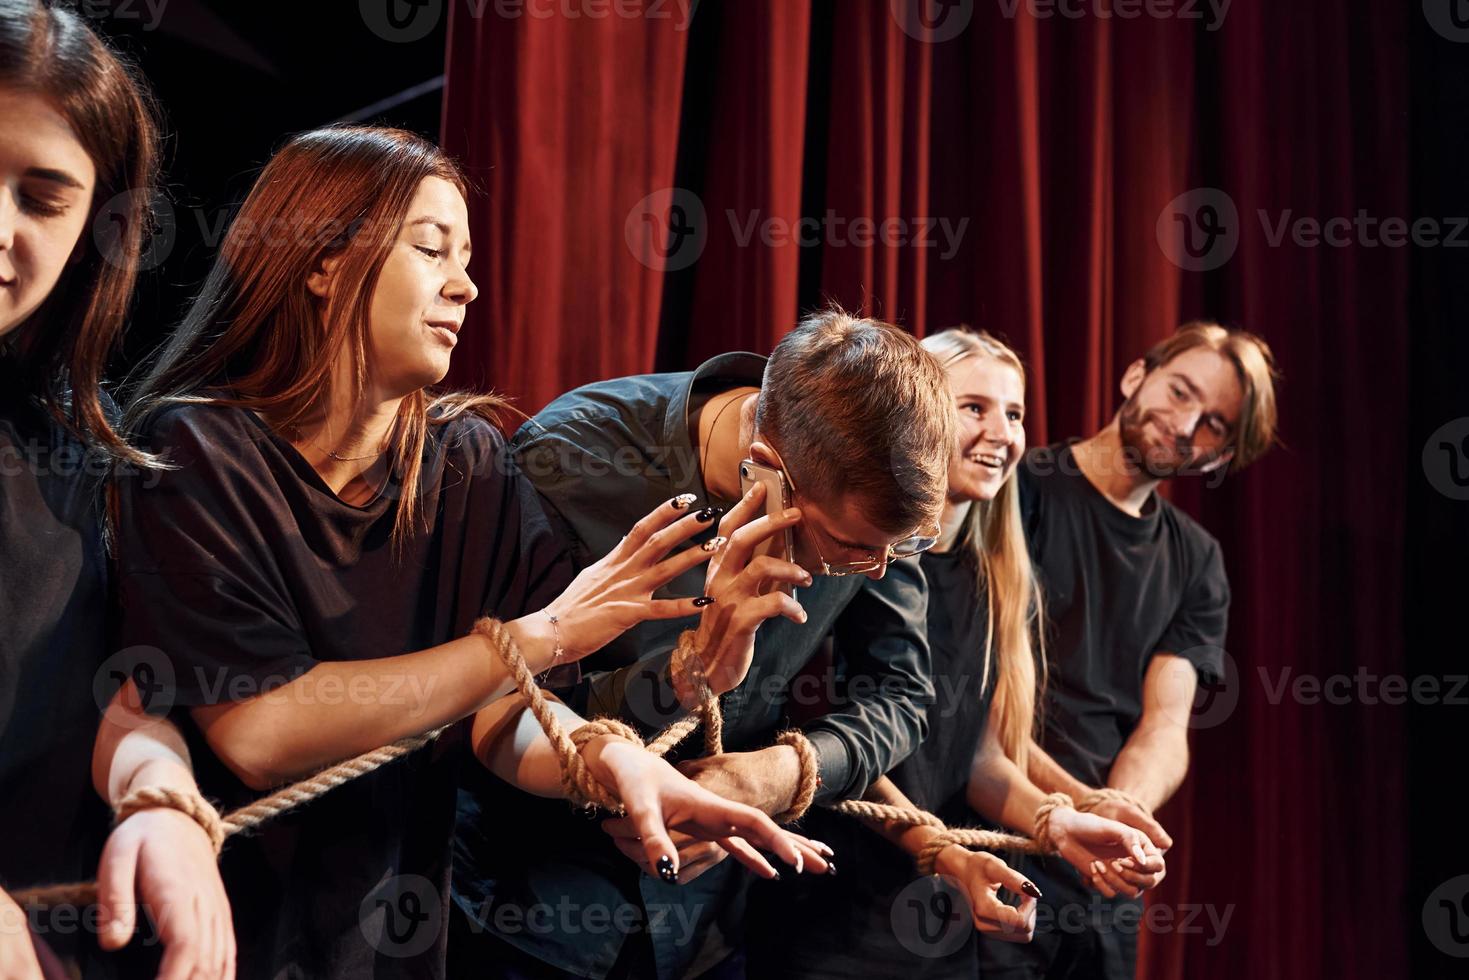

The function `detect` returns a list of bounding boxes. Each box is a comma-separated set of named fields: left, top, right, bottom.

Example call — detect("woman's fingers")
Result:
left=716, top=836, right=780, bottom=879
left=1087, top=861, right=1121, bottom=898
left=620, top=495, right=704, bottom=556
left=641, top=504, right=726, bottom=564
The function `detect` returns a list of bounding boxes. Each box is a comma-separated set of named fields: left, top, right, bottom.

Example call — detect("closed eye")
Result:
left=415, top=245, right=444, bottom=259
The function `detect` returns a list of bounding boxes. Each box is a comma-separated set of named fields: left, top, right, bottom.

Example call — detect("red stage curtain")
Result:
left=442, top=2, right=1411, bottom=975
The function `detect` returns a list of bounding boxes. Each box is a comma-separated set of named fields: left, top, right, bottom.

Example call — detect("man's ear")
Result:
left=1198, top=448, right=1235, bottom=474
left=1119, top=358, right=1148, bottom=400
left=747, top=439, right=779, bottom=468
left=305, top=252, right=346, bottom=299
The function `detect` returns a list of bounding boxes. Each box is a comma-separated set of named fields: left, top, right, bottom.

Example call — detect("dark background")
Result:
left=81, top=0, right=1469, bottom=976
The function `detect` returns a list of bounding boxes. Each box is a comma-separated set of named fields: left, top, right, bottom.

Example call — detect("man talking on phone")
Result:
left=452, top=307, right=955, bottom=979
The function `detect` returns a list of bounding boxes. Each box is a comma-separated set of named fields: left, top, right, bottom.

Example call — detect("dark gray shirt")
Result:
left=453, top=353, right=933, bottom=979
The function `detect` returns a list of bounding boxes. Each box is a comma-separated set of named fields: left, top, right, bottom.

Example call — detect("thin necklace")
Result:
left=700, top=391, right=749, bottom=491
left=292, top=424, right=387, bottom=462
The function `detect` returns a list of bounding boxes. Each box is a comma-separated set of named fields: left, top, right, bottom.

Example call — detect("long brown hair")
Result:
left=921, top=328, right=1045, bottom=769
left=126, top=125, right=504, bottom=545
left=0, top=0, right=159, bottom=464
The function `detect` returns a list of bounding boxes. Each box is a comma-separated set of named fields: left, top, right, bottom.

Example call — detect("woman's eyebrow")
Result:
left=24, top=166, right=86, bottom=189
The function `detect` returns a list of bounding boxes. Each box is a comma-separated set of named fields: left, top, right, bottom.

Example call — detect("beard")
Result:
left=1117, top=394, right=1204, bottom=479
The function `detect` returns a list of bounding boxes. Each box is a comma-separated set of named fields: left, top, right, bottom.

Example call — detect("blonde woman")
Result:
left=748, top=328, right=1164, bottom=978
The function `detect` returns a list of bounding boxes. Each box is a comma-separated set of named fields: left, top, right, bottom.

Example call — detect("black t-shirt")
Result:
left=115, top=403, right=574, bottom=980
left=747, top=548, right=995, bottom=980
left=0, top=398, right=112, bottom=892
left=1019, top=440, right=1229, bottom=788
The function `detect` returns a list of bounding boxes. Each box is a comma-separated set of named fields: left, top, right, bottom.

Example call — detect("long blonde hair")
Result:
left=921, top=328, right=1045, bottom=768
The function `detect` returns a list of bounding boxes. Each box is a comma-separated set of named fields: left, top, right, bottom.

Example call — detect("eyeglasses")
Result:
left=776, top=455, right=940, bottom=577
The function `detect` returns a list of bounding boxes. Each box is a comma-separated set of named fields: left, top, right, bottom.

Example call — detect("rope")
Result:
left=15, top=725, right=448, bottom=909
left=1076, top=787, right=1151, bottom=817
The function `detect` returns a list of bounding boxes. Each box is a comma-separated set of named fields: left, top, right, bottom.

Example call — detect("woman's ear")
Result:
left=305, top=252, right=345, bottom=299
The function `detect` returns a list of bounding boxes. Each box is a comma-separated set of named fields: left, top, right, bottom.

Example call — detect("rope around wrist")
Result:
left=916, top=829, right=973, bottom=876
left=1076, top=787, right=1151, bottom=816
left=1032, top=792, right=1075, bottom=847
left=114, top=786, right=225, bottom=853
left=771, top=730, right=820, bottom=824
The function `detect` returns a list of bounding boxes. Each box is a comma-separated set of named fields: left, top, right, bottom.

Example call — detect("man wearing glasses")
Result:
left=451, top=308, right=954, bottom=980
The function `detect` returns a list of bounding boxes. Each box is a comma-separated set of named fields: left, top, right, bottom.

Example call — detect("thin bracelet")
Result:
left=537, top=610, right=565, bottom=684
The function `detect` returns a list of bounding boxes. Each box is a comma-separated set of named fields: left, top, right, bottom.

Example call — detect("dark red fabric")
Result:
left=442, top=1, right=1411, bottom=975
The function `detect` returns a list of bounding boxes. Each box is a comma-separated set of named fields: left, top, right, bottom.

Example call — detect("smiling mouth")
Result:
left=968, top=452, right=1006, bottom=471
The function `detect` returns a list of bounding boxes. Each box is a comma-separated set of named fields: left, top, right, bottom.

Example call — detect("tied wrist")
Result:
left=1077, top=787, right=1151, bottom=816
left=670, top=629, right=714, bottom=707
left=1032, top=792, right=1075, bottom=850
left=771, top=731, right=820, bottom=824
left=114, top=786, right=225, bottom=854
left=917, top=830, right=970, bottom=877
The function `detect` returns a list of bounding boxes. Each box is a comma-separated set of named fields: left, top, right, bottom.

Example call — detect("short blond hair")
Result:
left=1143, top=320, right=1280, bottom=470
left=756, top=307, right=953, bottom=535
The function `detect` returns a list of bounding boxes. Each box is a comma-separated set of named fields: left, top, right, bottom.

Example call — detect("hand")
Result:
left=1043, top=807, right=1161, bottom=899
left=96, top=808, right=235, bottom=980
left=692, top=483, right=811, bottom=695
left=602, top=828, right=729, bottom=884
left=675, top=746, right=803, bottom=818
left=1087, top=796, right=1173, bottom=851
left=932, top=846, right=1038, bottom=943
left=0, top=888, right=44, bottom=980
left=545, top=496, right=726, bottom=661
left=583, top=738, right=832, bottom=884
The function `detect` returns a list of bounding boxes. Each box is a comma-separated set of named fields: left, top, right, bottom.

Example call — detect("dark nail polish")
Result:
left=693, top=596, right=715, bottom=607
left=771, top=871, right=782, bottom=881
left=1021, top=880, right=1042, bottom=900
left=826, top=862, right=837, bottom=876
left=695, top=506, right=724, bottom=522
left=657, top=854, right=678, bottom=884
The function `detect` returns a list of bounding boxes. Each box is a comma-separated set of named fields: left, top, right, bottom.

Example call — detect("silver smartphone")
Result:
left=738, top=458, right=796, bottom=596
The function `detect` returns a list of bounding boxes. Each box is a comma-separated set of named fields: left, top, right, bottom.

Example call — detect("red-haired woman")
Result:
left=0, top=1, right=235, bottom=977
left=116, top=124, right=828, bottom=978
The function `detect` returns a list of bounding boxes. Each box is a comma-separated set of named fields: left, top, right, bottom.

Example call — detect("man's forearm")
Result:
left=967, top=740, right=1048, bottom=836
left=1026, top=740, right=1094, bottom=800
left=1106, top=725, right=1189, bottom=811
